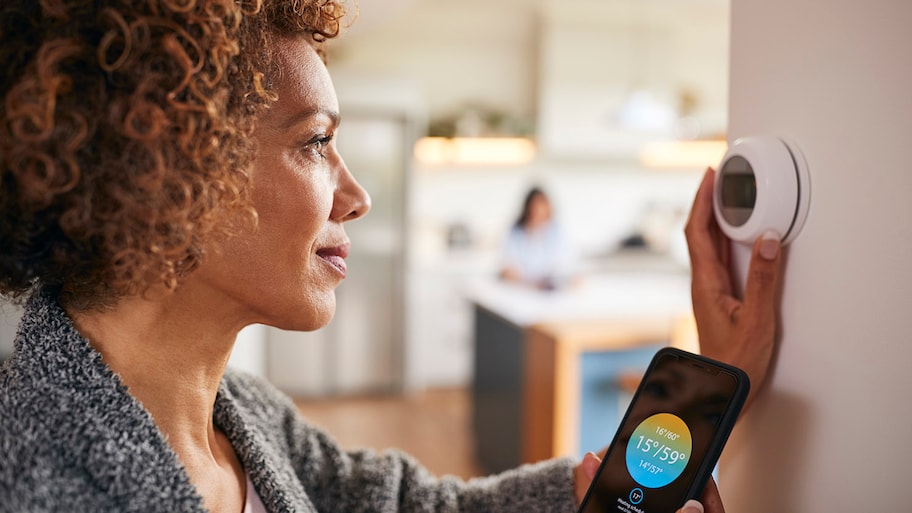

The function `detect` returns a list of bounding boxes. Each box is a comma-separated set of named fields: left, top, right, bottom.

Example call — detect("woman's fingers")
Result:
left=733, top=232, right=784, bottom=394
left=573, top=451, right=604, bottom=505
left=580, top=451, right=602, bottom=480
left=677, top=500, right=705, bottom=513
left=699, top=477, right=726, bottom=513
left=740, top=231, right=783, bottom=326
left=686, top=169, right=734, bottom=299
left=685, top=169, right=722, bottom=270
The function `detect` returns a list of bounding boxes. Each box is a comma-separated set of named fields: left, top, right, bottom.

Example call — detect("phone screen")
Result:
left=578, top=348, right=748, bottom=513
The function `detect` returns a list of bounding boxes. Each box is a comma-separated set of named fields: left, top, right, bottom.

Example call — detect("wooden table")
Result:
left=522, top=316, right=698, bottom=463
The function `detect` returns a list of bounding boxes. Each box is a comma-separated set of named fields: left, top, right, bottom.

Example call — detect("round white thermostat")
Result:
left=713, top=135, right=810, bottom=245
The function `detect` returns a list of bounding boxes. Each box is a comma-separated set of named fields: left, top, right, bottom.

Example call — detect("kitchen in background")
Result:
left=292, top=0, right=733, bottom=467
left=314, top=0, right=729, bottom=390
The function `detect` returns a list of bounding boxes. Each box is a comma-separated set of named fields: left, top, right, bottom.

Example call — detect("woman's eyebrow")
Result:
left=278, top=108, right=340, bottom=131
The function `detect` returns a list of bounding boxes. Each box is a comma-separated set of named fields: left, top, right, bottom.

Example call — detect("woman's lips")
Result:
left=317, top=243, right=349, bottom=277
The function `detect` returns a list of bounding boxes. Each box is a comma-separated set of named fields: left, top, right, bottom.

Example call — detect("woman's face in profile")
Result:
left=193, top=36, right=370, bottom=331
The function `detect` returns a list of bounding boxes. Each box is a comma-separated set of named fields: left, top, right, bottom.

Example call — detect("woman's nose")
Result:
left=332, top=159, right=371, bottom=222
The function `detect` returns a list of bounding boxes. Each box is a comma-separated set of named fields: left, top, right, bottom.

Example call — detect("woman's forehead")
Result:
left=268, top=38, right=339, bottom=125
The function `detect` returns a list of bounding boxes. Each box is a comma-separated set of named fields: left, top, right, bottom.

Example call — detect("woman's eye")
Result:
left=303, top=133, right=334, bottom=158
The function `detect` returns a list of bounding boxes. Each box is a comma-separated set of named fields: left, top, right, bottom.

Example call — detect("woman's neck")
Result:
left=67, top=287, right=250, bottom=511
left=66, top=288, right=244, bottom=455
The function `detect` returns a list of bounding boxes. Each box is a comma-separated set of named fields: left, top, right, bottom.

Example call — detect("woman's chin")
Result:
left=292, top=301, right=336, bottom=332
left=257, top=293, right=336, bottom=332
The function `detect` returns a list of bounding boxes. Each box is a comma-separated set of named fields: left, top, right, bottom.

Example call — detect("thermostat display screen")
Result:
left=721, top=173, right=757, bottom=209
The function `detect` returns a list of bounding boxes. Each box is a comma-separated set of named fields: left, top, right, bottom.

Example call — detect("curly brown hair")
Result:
left=0, top=0, right=348, bottom=310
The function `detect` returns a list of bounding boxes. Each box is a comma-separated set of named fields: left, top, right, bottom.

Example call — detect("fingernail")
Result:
left=582, top=452, right=600, bottom=479
left=682, top=500, right=704, bottom=513
left=760, top=230, right=781, bottom=260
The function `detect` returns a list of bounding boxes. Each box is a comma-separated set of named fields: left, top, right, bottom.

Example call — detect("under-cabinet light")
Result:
left=414, top=137, right=536, bottom=166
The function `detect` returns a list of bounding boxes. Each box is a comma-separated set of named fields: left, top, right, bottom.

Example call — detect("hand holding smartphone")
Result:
left=577, top=347, right=749, bottom=513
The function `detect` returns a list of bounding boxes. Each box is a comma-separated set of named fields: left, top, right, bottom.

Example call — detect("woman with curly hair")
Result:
left=0, top=1, right=783, bottom=512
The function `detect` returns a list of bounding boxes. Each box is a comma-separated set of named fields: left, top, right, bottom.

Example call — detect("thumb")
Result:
left=581, top=451, right=602, bottom=480
left=742, top=230, right=783, bottom=321
left=676, top=500, right=705, bottom=513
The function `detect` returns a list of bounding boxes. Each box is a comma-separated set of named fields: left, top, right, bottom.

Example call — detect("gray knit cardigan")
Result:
left=0, top=294, right=577, bottom=512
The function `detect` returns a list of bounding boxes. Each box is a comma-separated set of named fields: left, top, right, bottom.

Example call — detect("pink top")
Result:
left=243, top=473, right=268, bottom=513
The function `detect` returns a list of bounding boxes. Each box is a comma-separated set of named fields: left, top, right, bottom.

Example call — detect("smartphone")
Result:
left=577, top=347, right=749, bottom=513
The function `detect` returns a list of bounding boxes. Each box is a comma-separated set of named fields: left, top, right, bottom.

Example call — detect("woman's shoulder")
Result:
left=0, top=339, right=202, bottom=511
left=215, top=368, right=347, bottom=479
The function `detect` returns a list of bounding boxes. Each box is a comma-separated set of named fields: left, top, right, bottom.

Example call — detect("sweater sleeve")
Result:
left=295, top=436, right=578, bottom=513
left=222, top=371, right=579, bottom=513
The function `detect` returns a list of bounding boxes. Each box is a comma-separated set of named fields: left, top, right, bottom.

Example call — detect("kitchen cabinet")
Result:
left=405, top=262, right=476, bottom=389
left=536, top=0, right=730, bottom=162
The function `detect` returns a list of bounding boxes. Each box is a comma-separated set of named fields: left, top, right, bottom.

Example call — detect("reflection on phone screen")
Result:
left=579, top=352, right=739, bottom=513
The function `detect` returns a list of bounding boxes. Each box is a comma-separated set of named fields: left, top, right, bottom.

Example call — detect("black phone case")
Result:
left=577, top=347, right=750, bottom=512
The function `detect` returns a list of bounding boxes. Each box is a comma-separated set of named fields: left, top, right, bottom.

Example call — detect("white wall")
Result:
left=721, top=1, right=912, bottom=511
left=226, top=324, right=267, bottom=378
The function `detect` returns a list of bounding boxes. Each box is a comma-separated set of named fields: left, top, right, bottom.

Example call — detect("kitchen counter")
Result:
left=468, top=270, right=697, bottom=472
left=465, top=269, right=692, bottom=327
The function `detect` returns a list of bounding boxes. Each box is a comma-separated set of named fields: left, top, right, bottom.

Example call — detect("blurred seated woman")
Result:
left=500, top=186, right=578, bottom=290
left=0, top=1, right=782, bottom=512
